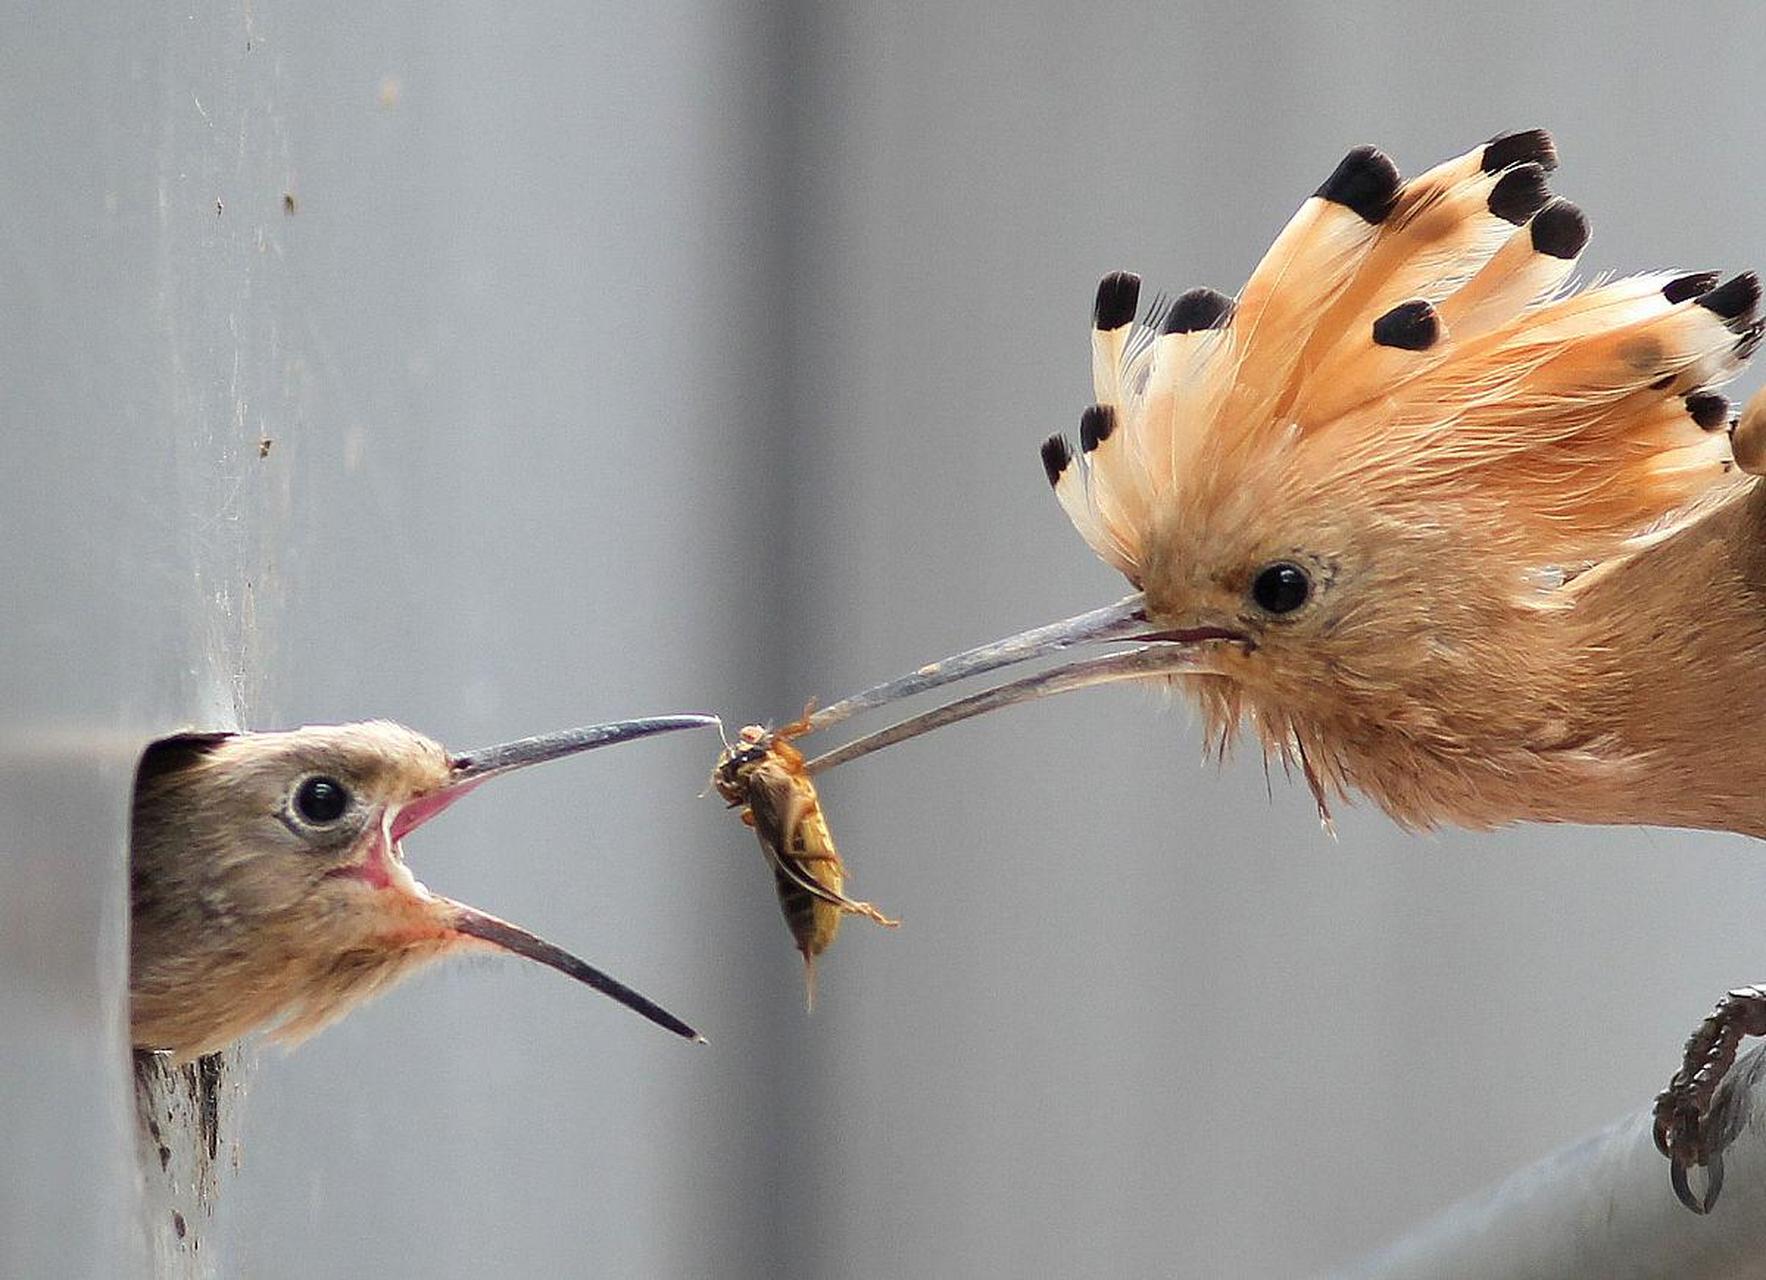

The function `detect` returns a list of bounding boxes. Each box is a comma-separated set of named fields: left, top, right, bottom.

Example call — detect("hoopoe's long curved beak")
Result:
left=788, top=596, right=1239, bottom=774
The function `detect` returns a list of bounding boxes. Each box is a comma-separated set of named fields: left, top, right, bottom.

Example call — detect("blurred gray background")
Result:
left=4, top=2, right=1766, bottom=1276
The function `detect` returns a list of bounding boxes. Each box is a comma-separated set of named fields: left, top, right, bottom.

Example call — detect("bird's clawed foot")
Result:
left=1653, top=985, right=1766, bottom=1212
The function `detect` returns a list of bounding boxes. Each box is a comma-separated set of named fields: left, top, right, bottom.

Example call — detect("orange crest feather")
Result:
left=1047, top=131, right=1761, bottom=588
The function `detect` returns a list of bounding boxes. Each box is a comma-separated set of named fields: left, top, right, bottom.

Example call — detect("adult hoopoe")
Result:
left=772, top=130, right=1766, bottom=1208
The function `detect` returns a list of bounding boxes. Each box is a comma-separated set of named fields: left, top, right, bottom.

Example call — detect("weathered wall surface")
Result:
left=1, top=5, right=307, bottom=1273
left=0, top=4, right=790, bottom=1274
left=5, top=3, right=1766, bottom=1278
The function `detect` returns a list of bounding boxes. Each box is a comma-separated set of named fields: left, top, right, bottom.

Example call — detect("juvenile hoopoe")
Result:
left=767, top=130, right=1766, bottom=1206
left=130, top=716, right=715, bottom=1060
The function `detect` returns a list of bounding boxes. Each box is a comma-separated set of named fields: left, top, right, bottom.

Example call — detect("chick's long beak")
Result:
left=394, top=713, right=718, bottom=1043
left=392, top=714, right=720, bottom=840
left=450, top=714, right=722, bottom=781
left=446, top=903, right=705, bottom=1042
left=793, top=595, right=1242, bottom=775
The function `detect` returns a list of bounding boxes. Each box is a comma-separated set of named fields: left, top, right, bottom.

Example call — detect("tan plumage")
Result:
left=131, top=724, right=459, bottom=1058
left=1020, top=132, right=1766, bottom=1194
left=130, top=717, right=711, bottom=1060
left=1044, top=130, right=1762, bottom=837
left=759, top=130, right=1762, bottom=1199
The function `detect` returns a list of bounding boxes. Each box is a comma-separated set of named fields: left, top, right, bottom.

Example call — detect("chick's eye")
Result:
left=1251, top=562, right=1311, bottom=615
left=294, top=776, right=350, bottom=823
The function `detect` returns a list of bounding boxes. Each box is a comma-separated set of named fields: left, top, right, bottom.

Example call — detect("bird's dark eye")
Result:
left=294, top=776, right=350, bottom=824
left=1251, top=562, right=1311, bottom=615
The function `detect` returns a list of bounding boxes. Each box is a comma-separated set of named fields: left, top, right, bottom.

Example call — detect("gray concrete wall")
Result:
left=5, top=2, right=1766, bottom=1277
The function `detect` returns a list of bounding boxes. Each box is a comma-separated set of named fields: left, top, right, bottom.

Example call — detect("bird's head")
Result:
left=129, top=715, right=714, bottom=1058
left=805, top=131, right=1760, bottom=822
left=1041, top=131, right=1756, bottom=789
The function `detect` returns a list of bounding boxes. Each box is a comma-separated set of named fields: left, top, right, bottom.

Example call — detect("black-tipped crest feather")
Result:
left=1315, top=146, right=1401, bottom=224
left=1040, top=434, right=1073, bottom=486
left=1665, top=272, right=1722, bottom=305
left=1163, top=287, right=1234, bottom=334
left=1487, top=163, right=1551, bottom=225
left=1371, top=300, right=1440, bottom=351
left=1093, top=272, right=1142, bottom=331
left=1529, top=199, right=1589, bottom=260
left=1079, top=404, right=1117, bottom=453
left=1481, top=128, right=1558, bottom=174
left=1699, top=273, right=1762, bottom=326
